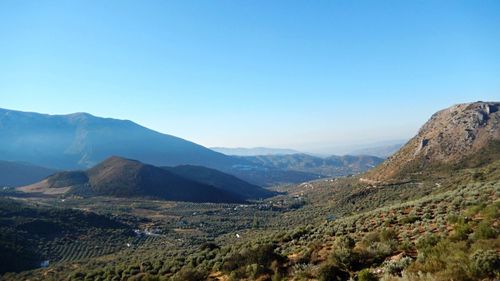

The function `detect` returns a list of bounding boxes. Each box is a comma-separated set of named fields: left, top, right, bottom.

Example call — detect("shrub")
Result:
left=470, top=249, right=500, bottom=278
left=481, top=202, right=499, bottom=220
left=451, top=223, right=472, bottom=241
left=330, top=246, right=359, bottom=270
left=358, top=269, right=378, bottom=281
left=400, top=215, right=419, bottom=224
left=335, top=236, right=355, bottom=250
left=330, top=236, right=358, bottom=270
left=416, top=234, right=440, bottom=254
left=383, top=256, right=412, bottom=276
left=361, top=232, right=380, bottom=247
left=410, top=240, right=471, bottom=281
left=292, top=263, right=314, bottom=280
left=172, top=267, right=208, bottom=281
left=380, top=229, right=397, bottom=243
left=199, top=242, right=219, bottom=251
left=318, top=262, right=349, bottom=281
left=222, top=243, right=286, bottom=278
left=473, top=221, right=497, bottom=240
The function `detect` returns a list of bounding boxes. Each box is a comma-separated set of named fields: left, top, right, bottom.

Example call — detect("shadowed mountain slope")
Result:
left=164, top=165, right=275, bottom=199
left=19, top=157, right=245, bottom=203
left=0, top=161, right=57, bottom=187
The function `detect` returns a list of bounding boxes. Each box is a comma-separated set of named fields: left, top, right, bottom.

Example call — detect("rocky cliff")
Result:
left=365, top=102, right=500, bottom=182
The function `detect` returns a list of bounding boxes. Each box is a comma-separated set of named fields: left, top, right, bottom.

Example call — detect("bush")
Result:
left=451, top=223, right=472, bottom=241
left=400, top=215, right=419, bottom=224
left=470, top=250, right=500, bottom=278
left=473, top=221, right=497, bottom=240
left=383, top=256, right=412, bottom=276
left=318, top=262, right=349, bottom=281
left=416, top=234, right=440, bottom=252
left=330, top=246, right=359, bottom=271
left=330, top=236, right=358, bottom=270
left=171, top=267, right=208, bottom=281
left=334, top=236, right=356, bottom=250
left=410, top=240, right=471, bottom=281
left=380, top=229, right=397, bottom=243
left=481, top=202, right=499, bottom=220
left=358, top=269, right=378, bottom=281
left=222, top=243, right=286, bottom=278
left=361, top=232, right=380, bottom=247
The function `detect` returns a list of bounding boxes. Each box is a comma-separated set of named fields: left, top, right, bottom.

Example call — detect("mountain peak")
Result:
left=98, top=156, right=140, bottom=165
left=66, top=112, right=95, bottom=120
left=20, top=157, right=246, bottom=203
left=0, top=108, right=235, bottom=169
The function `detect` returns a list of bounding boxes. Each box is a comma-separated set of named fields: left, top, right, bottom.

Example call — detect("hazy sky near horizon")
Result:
left=1, top=1, right=499, bottom=153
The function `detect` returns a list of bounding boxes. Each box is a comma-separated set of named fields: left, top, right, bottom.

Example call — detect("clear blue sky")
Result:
left=1, top=1, right=499, bottom=153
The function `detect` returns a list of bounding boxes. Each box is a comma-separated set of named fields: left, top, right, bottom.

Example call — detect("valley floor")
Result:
left=1, top=160, right=499, bottom=281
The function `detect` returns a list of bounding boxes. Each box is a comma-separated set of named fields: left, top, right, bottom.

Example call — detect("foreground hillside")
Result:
left=4, top=148, right=498, bottom=281
left=0, top=198, right=133, bottom=275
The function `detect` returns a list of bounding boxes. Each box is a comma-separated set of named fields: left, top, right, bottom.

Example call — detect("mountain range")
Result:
left=237, top=154, right=383, bottom=178
left=0, top=108, right=236, bottom=170
left=0, top=108, right=384, bottom=187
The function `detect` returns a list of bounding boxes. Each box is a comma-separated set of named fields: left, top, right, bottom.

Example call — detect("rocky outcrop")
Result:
left=365, top=102, right=500, bottom=182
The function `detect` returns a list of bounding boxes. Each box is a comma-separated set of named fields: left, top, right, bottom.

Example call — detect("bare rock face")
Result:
left=366, top=102, right=500, bottom=182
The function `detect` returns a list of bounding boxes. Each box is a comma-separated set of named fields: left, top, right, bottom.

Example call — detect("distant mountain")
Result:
left=365, top=102, right=500, bottom=182
left=239, top=154, right=384, bottom=178
left=0, top=108, right=238, bottom=170
left=349, top=142, right=404, bottom=158
left=164, top=165, right=274, bottom=199
left=0, top=108, right=385, bottom=187
left=211, top=147, right=301, bottom=156
left=0, top=108, right=323, bottom=186
left=0, top=161, right=57, bottom=187
left=19, top=157, right=245, bottom=203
